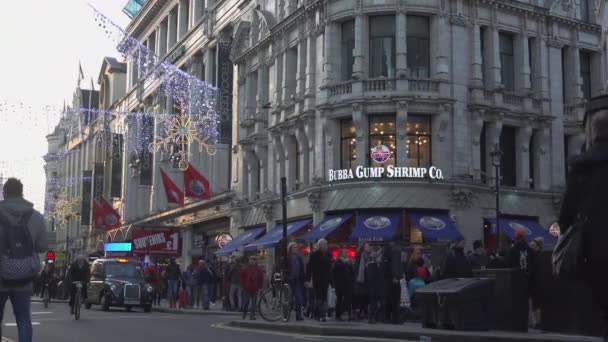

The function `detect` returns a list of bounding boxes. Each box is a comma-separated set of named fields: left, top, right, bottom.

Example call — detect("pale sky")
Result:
left=0, top=1, right=128, bottom=212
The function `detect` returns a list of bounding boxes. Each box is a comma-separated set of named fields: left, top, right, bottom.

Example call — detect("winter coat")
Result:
left=197, top=266, right=213, bottom=285
left=558, top=141, right=608, bottom=280
left=469, top=253, right=490, bottom=270
left=441, top=248, right=473, bottom=279
left=67, top=262, right=90, bottom=283
left=166, top=263, right=181, bottom=281
left=145, top=266, right=160, bottom=288
left=365, top=262, right=385, bottom=298
left=508, top=241, right=536, bottom=278
left=240, top=265, right=264, bottom=294
left=228, top=263, right=242, bottom=285
left=383, top=244, right=404, bottom=280
left=307, top=250, right=332, bottom=289
left=288, top=255, right=305, bottom=282
left=0, top=197, right=48, bottom=291
left=332, top=259, right=355, bottom=293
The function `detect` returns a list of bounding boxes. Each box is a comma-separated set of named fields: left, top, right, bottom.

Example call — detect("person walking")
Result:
left=0, top=178, right=48, bottom=342
left=441, top=240, right=473, bottom=279
left=558, top=94, right=608, bottom=342
left=144, top=262, right=161, bottom=306
left=365, top=247, right=385, bottom=324
left=307, top=239, right=333, bottom=322
left=332, top=249, right=354, bottom=321
left=227, top=256, right=242, bottom=311
left=197, top=260, right=214, bottom=310
left=288, top=242, right=305, bottom=321
left=469, top=240, right=490, bottom=270
left=354, top=243, right=371, bottom=320
left=528, top=237, right=544, bottom=329
left=240, top=256, right=264, bottom=320
left=184, top=264, right=200, bottom=308
left=165, top=257, right=182, bottom=308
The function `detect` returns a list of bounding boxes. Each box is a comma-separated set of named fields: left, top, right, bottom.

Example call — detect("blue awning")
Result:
left=351, top=212, right=401, bottom=243
left=215, top=227, right=266, bottom=256
left=244, top=219, right=312, bottom=251
left=408, top=212, right=463, bottom=243
left=487, top=218, right=557, bottom=246
left=298, top=213, right=353, bottom=243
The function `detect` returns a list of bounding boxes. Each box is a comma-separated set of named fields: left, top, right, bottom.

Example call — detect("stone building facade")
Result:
left=229, top=0, right=607, bottom=253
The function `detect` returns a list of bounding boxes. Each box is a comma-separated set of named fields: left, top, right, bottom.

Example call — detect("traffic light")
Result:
left=46, top=251, right=55, bottom=264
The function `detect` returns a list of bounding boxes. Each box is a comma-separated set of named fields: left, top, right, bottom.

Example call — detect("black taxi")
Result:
left=85, top=258, right=153, bottom=312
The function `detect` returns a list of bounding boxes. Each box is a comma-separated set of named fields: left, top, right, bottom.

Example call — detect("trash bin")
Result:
left=416, top=278, right=494, bottom=331
left=473, top=268, right=528, bottom=332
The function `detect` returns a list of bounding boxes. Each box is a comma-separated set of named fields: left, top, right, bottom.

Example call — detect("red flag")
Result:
left=160, top=168, right=184, bottom=206
left=183, top=162, right=211, bottom=200
left=92, top=199, right=106, bottom=231
left=100, top=197, right=121, bottom=230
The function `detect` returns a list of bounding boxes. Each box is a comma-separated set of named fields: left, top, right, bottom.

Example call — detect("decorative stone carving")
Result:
left=262, top=203, right=274, bottom=221
left=450, top=187, right=476, bottom=209
left=352, top=103, right=361, bottom=112
left=397, top=101, right=408, bottom=110
left=307, top=190, right=321, bottom=212
left=450, top=15, right=469, bottom=27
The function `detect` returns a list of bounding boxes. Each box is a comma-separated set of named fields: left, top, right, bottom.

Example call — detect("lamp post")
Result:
left=490, top=143, right=503, bottom=245
left=280, top=177, right=288, bottom=274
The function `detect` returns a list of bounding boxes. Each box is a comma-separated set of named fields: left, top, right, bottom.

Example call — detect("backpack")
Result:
left=0, top=210, right=41, bottom=287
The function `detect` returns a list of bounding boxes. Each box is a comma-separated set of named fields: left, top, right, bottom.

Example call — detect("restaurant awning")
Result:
left=244, top=219, right=312, bottom=251
left=298, top=213, right=353, bottom=243
left=487, top=218, right=557, bottom=246
left=215, top=227, right=266, bottom=256
left=350, top=212, right=401, bottom=243
left=408, top=211, right=463, bottom=243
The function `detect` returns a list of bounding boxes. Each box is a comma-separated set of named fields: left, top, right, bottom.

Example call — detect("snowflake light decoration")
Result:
left=52, top=189, right=80, bottom=225
left=149, top=104, right=217, bottom=170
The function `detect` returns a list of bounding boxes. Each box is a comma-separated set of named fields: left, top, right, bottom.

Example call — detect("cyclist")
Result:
left=39, top=264, right=53, bottom=299
left=66, top=255, right=90, bottom=314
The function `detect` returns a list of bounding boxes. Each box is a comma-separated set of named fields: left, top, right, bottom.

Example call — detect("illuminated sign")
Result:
left=328, top=165, right=444, bottom=182
left=104, top=242, right=132, bottom=252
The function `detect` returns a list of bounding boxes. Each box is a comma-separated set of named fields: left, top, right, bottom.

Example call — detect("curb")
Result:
left=226, top=320, right=602, bottom=342
left=153, top=307, right=240, bottom=317
left=31, top=299, right=68, bottom=304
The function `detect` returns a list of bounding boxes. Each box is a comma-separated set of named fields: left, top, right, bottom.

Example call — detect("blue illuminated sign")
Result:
left=104, top=242, right=132, bottom=252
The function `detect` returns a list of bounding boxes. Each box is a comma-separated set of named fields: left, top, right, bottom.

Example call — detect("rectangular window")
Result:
left=480, top=122, right=487, bottom=183
left=139, top=116, right=154, bottom=186
left=562, top=47, right=568, bottom=104
left=480, top=27, right=486, bottom=86
left=341, top=20, right=355, bottom=81
left=295, top=140, right=301, bottom=190
left=368, top=115, right=396, bottom=168
left=528, top=37, right=536, bottom=90
left=580, top=51, right=592, bottom=100
left=406, top=115, right=432, bottom=168
left=529, top=130, right=535, bottom=190
left=340, top=119, right=356, bottom=170
left=369, top=16, right=396, bottom=78
left=499, top=126, right=517, bottom=187
left=580, top=0, right=589, bottom=22
left=110, top=134, right=123, bottom=198
left=499, top=33, right=515, bottom=92
left=407, top=16, right=430, bottom=79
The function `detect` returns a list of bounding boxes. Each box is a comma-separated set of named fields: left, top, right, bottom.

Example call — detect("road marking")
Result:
left=31, top=312, right=53, bottom=315
left=3, top=322, right=40, bottom=326
left=210, top=322, right=417, bottom=341
left=2, top=337, right=16, bottom=342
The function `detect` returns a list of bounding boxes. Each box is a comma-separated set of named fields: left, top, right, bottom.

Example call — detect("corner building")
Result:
left=230, top=0, right=607, bottom=259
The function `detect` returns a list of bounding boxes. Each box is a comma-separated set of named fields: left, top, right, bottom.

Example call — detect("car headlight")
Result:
left=145, top=285, right=153, bottom=292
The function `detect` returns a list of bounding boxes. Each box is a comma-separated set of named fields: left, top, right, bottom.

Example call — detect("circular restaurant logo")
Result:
left=364, top=216, right=391, bottom=230
left=188, top=179, right=206, bottom=196
left=419, top=216, right=446, bottom=230
left=370, top=145, right=392, bottom=164
left=215, top=233, right=233, bottom=248
left=508, top=222, right=532, bottom=235
left=320, top=218, right=343, bottom=231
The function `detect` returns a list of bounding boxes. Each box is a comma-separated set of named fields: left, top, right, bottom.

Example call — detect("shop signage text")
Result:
left=132, top=230, right=180, bottom=256
left=328, top=165, right=444, bottom=182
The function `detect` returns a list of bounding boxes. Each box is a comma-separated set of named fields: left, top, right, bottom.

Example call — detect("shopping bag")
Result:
left=399, top=278, right=410, bottom=308
left=327, top=286, right=336, bottom=309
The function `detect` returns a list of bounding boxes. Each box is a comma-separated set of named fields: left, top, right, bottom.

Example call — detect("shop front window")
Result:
left=369, top=115, right=396, bottom=168
left=369, top=16, right=396, bottom=78
left=406, top=115, right=432, bottom=168
left=340, top=119, right=356, bottom=170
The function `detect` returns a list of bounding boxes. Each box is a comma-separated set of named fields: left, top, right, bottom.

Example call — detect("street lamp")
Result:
left=490, top=143, right=503, bottom=245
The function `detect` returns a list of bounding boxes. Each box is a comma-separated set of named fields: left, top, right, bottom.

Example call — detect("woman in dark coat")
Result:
left=354, top=243, right=371, bottom=319
left=307, top=239, right=333, bottom=321
left=365, top=247, right=385, bottom=324
left=332, top=249, right=355, bottom=321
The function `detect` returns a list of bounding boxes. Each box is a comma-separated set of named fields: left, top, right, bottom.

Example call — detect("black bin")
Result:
left=473, top=268, right=528, bottom=332
left=416, top=278, right=494, bottom=331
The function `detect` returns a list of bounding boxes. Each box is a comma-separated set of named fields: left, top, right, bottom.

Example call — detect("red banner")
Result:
left=131, top=230, right=181, bottom=256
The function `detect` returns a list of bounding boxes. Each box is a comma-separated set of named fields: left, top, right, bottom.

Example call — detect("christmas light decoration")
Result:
left=51, top=189, right=80, bottom=226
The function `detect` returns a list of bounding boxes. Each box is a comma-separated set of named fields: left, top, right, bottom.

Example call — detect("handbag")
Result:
left=552, top=219, right=585, bottom=279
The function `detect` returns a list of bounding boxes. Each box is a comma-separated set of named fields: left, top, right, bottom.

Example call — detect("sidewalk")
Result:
left=152, top=301, right=240, bottom=316
left=226, top=319, right=603, bottom=342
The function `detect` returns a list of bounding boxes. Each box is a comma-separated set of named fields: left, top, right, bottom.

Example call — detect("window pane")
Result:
left=406, top=115, right=431, bottom=168
left=580, top=51, right=591, bottom=99
left=369, top=115, right=396, bottom=168
left=370, top=16, right=395, bottom=38
left=406, top=16, right=429, bottom=38
left=499, top=33, right=514, bottom=91
left=407, top=37, right=430, bottom=78
left=370, top=16, right=395, bottom=78
left=341, top=119, right=356, bottom=170
left=499, top=126, right=517, bottom=187
left=341, top=20, right=355, bottom=80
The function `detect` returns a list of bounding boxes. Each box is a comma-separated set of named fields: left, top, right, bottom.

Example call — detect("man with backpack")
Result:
left=0, top=178, right=48, bottom=342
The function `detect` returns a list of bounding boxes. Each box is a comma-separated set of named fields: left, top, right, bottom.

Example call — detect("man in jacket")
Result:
left=227, top=256, right=242, bottom=311
left=197, top=260, right=214, bottom=310
left=307, top=239, right=332, bottom=321
left=559, top=94, right=608, bottom=341
left=383, top=242, right=404, bottom=324
left=165, top=257, right=182, bottom=308
left=442, top=240, right=474, bottom=279
left=0, top=178, right=48, bottom=342
left=67, top=255, right=90, bottom=314
left=240, top=256, right=264, bottom=320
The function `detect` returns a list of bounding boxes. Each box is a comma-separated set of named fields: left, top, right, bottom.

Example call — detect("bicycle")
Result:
left=42, top=283, right=51, bottom=309
left=73, top=282, right=84, bottom=320
left=258, top=272, right=291, bottom=322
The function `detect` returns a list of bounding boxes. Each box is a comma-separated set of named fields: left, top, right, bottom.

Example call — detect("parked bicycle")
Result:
left=258, top=272, right=291, bottom=322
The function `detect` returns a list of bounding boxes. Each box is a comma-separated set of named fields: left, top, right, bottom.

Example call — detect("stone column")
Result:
left=352, top=103, right=367, bottom=168
left=533, top=126, right=551, bottom=191
left=432, top=104, right=452, bottom=176
left=315, top=109, right=327, bottom=178
left=304, top=33, right=317, bottom=111
left=470, top=23, right=484, bottom=88
left=178, top=0, right=189, bottom=40
left=167, top=9, right=177, bottom=50
left=295, top=124, right=310, bottom=188
left=240, top=149, right=251, bottom=201
left=570, top=45, right=584, bottom=103
left=471, top=111, right=485, bottom=181
left=352, top=15, right=368, bottom=80
left=272, top=133, right=285, bottom=193
left=485, top=116, right=503, bottom=186
left=303, top=117, right=316, bottom=185
left=536, top=38, right=550, bottom=99
left=433, top=15, right=449, bottom=80
left=395, top=11, right=408, bottom=78
left=396, top=102, right=409, bottom=167
left=204, top=48, right=215, bottom=85
left=282, top=48, right=297, bottom=107
left=489, top=26, right=502, bottom=90
left=548, top=41, right=566, bottom=187
left=517, top=33, right=532, bottom=93
left=296, top=39, right=307, bottom=97
left=255, top=145, right=268, bottom=194
left=273, top=52, right=284, bottom=110
left=322, top=23, right=337, bottom=85
left=516, top=124, right=533, bottom=189
left=281, top=131, right=297, bottom=192
left=159, top=22, right=168, bottom=56
left=246, top=150, right=259, bottom=201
